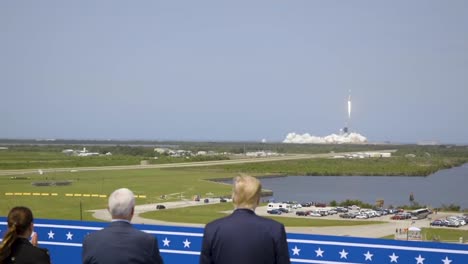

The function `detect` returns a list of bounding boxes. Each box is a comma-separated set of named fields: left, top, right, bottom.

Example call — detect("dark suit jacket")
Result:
left=82, top=221, right=163, bottom=264
left=4, top=237, right=50, bottom=264
left=200, top=208, right=290, bottom=264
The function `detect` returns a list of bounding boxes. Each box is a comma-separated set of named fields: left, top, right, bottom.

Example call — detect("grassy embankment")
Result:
left=209, top=144, right=468, bottom=176
left=422, top=228, right=468, bottom=242
left=201, top=155, right=467, bottom=176
left=381, top=228, right=468, bottom=243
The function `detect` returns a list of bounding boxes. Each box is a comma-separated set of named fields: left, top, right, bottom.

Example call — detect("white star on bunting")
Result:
left=162, top=237, right=170, bottom=247
left=183, top=239, right=191, bottom=248
left=364, top=251, right=373, bottom=261
left=389, top=252, right=399, bottom=263
left=47, top=230, right=55, bottom=239
left=339, top=249, right=349, bottom=259
left=415, top=254, right=425, bottom=264
left=291, top=246, right=300, bottom=256
left=442, top=256, right=452, bottom=264
left=65, top=231, right=73, bottom=240
left=315, top=247, right=324, bottom=257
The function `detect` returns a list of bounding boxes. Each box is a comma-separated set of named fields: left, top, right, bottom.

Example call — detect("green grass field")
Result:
left=381, top=228, right=468, bottom=243
left=210, top=156, right=468, bottom=176
left=0, top=168, right=234, bottom=220
left=1, top=143, right=467, bottom=230
left=0, top=166, right=385, bottom=227
left=422, top=227, right=468, bottom=242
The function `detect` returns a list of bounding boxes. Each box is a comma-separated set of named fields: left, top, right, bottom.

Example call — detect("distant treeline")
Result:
left=0, top=141, right=467, bottom=172
left=3, top=139, right=467, bottom=155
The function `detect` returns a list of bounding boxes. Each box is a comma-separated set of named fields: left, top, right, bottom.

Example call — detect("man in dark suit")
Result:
left=82, top=188, right=164, bottom=264
left=200, top=175, right=290, bottom=264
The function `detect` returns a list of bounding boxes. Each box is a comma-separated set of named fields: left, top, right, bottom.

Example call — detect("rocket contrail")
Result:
left=348, top=90, right=352, bottom=120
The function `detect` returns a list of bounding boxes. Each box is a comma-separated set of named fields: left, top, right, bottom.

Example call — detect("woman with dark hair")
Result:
left=0, top=206, right=50, bottom=264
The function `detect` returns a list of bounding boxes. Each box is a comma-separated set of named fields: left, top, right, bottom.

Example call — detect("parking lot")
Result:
left=255, top=204, right=468, bottom=237
left=92, top=200, right=468, bottom=238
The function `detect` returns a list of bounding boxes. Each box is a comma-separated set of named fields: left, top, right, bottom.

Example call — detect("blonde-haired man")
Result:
left=200, top=175, right=290, bottom=264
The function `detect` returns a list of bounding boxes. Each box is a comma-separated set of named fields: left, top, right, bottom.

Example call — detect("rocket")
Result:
left=347, top=90, right=352, bottom=120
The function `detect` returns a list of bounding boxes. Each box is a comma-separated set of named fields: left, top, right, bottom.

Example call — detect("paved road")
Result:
left=0, top=150, right=397, bottom=176
left=91, top=199, right=221, bottom=228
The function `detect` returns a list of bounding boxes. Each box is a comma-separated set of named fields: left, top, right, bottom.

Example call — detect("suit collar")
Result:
left=110, top=220, right=132, bottom=227
left=233, top=208, right=256, bottom=215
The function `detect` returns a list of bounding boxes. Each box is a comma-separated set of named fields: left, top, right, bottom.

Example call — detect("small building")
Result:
left=380, top=152, right=392, bottom=158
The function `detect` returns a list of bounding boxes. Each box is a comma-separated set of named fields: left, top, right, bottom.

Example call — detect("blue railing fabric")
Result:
left=1, top=217, right=467, bottom=264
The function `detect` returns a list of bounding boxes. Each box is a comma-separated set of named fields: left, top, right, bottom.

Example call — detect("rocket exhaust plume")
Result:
left=348, top=90, right=352, bottom=120
left=282, top=90, right=367, bottom=144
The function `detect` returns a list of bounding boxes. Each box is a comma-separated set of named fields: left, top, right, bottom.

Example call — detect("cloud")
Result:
left=283, top=132, right=367, bottom=144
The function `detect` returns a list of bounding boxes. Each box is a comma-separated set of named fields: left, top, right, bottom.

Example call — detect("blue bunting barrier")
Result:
left=1, top=218, right=467, bottom=264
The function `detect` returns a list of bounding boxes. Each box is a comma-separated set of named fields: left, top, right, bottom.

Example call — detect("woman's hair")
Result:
left=232, top=175, right=261, bottom=209
left=0, top=206, right=34, bottom=262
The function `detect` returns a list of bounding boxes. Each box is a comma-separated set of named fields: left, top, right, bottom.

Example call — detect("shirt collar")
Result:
left=111, top=219, right=131, bottom=224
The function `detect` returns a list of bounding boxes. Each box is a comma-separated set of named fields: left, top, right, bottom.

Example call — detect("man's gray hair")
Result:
left=108, top=188, right=135, bottom=218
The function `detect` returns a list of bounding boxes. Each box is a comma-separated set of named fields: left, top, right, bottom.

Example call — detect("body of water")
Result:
left=257, top=163, right=468, bottom=209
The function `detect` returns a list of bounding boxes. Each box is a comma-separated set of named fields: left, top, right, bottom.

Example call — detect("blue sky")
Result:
left=1, top=1, right=467, bottom=143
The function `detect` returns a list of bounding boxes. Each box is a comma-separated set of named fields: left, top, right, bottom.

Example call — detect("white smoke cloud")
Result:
left=283, top=132, right=367, bottom=144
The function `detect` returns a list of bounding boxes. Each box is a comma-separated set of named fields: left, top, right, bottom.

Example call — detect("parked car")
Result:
left=309, top=212, right=322, bottom=217
left=348, top=205, right=361, bottom=210
left=339, top=213, right=353, bottom=219
left=296, top=211, right=307, bottom=216
left=268, top=209, right=282, bottom=215
left=336, top=207, right=349, bottom=213
left=447, top=220, right=461, bottom=228
left=328, top=209, right=338, bottom=215
left=204, top=198, right=210, bottom=203
left=355, top=214, right=369, bottom=219
left=292, top=204, right=302, bottom=209
left=448, top=216, right=466, bottom=226
left=220, top=198, right=227, bottom=203
left=430, top=219, right=446, bottom=226
left=156, top=205, right=166, bottom=210
left=391, top=213, right=411, bottom=220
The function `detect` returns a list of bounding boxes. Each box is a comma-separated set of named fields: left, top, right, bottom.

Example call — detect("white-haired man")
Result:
left=200, top=175, right=290, bottom=264
left=82, top=188, right=163, bottom=264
